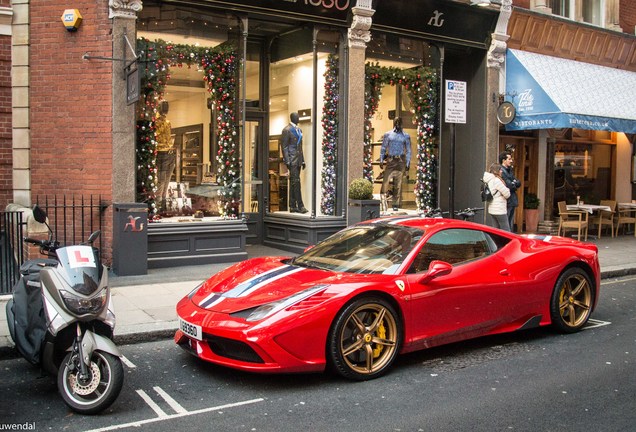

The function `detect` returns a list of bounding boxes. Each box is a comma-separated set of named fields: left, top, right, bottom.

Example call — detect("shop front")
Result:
left=503, top=48, right=636, bottom=228
left=133, top=0, right=499, bottom=266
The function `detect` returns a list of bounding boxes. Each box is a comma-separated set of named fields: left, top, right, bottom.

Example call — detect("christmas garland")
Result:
left=320, top=54, right=339, bottom=216
left=364, top=63, right=438, bottom=212
left=136, top=38, right=240, bottom=219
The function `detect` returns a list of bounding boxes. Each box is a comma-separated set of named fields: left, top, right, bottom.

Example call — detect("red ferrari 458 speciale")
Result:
left=175, top=216, right=600, bottom=380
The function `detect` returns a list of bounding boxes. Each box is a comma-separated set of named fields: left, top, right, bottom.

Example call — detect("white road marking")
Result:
left=584, top=318, right=611, bottom=329
left=84, top=398, right=265, bottom=432
left=154, top=385, right=187, bottom=414
left=136, top=389, right=168, bottom=418
left=120, top=355, right=136, bottom=369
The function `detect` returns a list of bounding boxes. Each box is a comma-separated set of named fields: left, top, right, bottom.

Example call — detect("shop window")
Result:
left=267, top=28, right=341, bottom=217
left=137, top=4, right=242, bottom=221
left=554, top=142, right=614, bottom=211
left=365, top=33, right=440, bottom=212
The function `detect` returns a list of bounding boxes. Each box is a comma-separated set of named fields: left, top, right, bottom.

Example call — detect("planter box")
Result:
left=348, top=199, right=381, bottom=226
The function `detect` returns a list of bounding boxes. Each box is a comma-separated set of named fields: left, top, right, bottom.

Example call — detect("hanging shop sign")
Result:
left=497, top=101, right=516, bottom=125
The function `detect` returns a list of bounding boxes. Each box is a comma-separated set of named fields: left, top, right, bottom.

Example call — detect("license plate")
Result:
left=179, top=317, right=202, bottom=341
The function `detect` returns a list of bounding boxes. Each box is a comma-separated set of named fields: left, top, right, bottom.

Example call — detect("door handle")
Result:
left=499, top=269, right=510, bottom=276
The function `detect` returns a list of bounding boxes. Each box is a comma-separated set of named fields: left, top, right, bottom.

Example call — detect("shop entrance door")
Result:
left=244, top=117, right=265, bottom=243
left=499, top=136, right=538, bottom=232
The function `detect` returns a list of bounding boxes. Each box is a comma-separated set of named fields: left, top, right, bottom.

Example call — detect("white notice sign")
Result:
left=445, top=80, right=467, bottom=124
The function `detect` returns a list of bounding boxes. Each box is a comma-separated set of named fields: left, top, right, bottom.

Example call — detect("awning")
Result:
left=505, top=49, right=636, bottom=133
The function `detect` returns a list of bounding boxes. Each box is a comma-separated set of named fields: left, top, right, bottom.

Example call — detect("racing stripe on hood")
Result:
left=197, top=265, right=303, bottom=309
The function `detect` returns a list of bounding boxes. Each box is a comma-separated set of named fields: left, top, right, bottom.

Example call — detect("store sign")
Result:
left=211, top=0, right=496, bottom=46
left=215, top=0, right=353, bottom=22
left=373, top=0, right=497, bottom=48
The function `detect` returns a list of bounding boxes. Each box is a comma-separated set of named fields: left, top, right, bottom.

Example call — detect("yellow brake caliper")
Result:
left=373, top=319, right=386, bottom=358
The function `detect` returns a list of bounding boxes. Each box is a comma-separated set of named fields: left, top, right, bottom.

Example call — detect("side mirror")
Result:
left=87, top=230, right=101, bottom=244
left=32, top=205, right=48, bottom=224
left=418, top=260, right=452, bottom=284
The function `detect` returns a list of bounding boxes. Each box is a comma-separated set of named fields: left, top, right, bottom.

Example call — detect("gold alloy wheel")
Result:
left=339, top=303, right=398, bottom=375
left=557, top=272, right=592, bottom=328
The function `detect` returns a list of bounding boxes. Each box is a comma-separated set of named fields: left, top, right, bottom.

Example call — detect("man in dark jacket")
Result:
left=499, top=151, right=521, bottom=231
left=281, top=112, right=307, bottom=213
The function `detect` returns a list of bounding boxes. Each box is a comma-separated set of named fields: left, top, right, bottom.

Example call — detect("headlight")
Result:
left=235, top=285, right=328, bottom=322
left=188, top=282, right=204, bottom=299
left=60, top=289, right=107, bottom=315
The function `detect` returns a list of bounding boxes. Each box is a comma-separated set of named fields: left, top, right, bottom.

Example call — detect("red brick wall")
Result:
left=621, top=0, right=636, bottom=35
left=30, top=1, right=114, bottom=261
left=512, top=0, right=531, bottom=9
left=0, top=0, right=11, bottom=210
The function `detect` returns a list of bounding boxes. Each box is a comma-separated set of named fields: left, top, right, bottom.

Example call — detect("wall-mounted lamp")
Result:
left=61, top=9, right=82, bottom=32
left=470, top=0, right=491, bottom=6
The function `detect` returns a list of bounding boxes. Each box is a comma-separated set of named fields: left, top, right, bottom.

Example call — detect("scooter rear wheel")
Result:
left=58, top=350, right=124, bottom=415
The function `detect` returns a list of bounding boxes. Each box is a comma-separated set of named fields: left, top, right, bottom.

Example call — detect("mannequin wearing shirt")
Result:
left=281, top=112, right=307, bottom=214
left=155, top=101, right=175, bottom=211
left=380, top=117, right=411, bottom=211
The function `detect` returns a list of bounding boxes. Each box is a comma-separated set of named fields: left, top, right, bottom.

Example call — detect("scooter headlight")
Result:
left=60, top=289, right=107, bottom=315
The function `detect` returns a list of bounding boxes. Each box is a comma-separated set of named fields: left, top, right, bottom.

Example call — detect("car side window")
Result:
left=408, top=228, right=493, bottom=273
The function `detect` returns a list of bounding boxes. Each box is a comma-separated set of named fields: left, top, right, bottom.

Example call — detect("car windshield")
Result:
left=293, top=224, right=423, bottom=274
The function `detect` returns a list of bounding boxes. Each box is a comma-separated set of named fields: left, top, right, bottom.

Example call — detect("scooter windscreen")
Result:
left=55, top=245, right=102, bottom=295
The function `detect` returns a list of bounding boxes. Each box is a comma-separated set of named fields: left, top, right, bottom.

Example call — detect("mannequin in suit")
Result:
left=281, top=112, right=307, bottom=213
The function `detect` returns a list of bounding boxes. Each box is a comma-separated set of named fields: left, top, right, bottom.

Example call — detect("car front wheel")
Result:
left=328, top=297, right=402, bottom=381
left=550, top=267, right=594, bottom=333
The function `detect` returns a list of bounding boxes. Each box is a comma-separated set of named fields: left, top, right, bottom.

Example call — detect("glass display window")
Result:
left=267, top=29, right=341, bottom=217
left=137, top=4, right=242, bottom=221
left=365, top=32, right=441, bottom=213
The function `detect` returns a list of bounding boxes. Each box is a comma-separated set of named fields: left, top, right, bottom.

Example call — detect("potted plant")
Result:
left=524, top=193, right=541, bottom=233
left=348, top=178, right=380, bottom=226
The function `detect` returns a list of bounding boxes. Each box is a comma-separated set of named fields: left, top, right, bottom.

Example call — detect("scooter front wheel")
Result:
left=58, top=350, right=124, bottom=415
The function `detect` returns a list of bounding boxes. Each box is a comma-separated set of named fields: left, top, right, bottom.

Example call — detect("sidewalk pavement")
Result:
left=1, top=237, right=634, bottom=358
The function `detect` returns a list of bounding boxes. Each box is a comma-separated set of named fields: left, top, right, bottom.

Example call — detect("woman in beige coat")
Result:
left=482, top=163, right=511, bottom=231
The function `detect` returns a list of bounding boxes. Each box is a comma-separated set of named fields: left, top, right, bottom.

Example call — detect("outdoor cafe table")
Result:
left=566, top=204, right=612, bottom=239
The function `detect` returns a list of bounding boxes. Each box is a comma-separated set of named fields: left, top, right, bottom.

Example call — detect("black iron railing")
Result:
left=0, top=211, right=25, bottom=294
left=36, top=195, right=108, bottom=253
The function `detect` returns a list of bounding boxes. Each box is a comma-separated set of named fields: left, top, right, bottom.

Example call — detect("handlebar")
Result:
left=23, top=237, right=60, bottom=256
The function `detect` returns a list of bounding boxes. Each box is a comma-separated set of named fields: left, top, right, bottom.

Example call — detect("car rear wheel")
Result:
left=550, top=267, right=594, bottom=333
left=328, top=297, right=401, bottom=381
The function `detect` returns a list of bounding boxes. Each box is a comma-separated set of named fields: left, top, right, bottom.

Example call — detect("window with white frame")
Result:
left=550, top=0, right=607, bottom=27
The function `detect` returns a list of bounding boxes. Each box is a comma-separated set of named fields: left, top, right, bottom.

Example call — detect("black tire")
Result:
left=328, top=297, right=402, bottom=381
left=58, top=350, right=124, bottom=415
left=550, top=267, right=594, bottom=333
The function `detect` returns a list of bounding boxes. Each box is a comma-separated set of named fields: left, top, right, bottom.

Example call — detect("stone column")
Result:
left=346, top=0, right=374, bottom=225
left=485, top=0, right=511, bottom=170
left=11, top=0, right=30, bottom=206
left=109, top=0, right=142, bottom=203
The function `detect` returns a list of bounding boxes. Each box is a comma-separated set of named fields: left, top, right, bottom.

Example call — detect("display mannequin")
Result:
left=155, top=101, right=175, bottom=211
left=281, top=112, right=307, bottom=213
left=380, top=117, right=411, bottom=211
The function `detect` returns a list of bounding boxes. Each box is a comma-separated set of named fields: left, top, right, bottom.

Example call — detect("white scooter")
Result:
left=5, top=205, right=123, bottom=414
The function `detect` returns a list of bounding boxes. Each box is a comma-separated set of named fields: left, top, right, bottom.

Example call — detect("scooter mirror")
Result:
left=88, top=230, right=101, bottom=244
left=32, top=205, right=48, bottom=224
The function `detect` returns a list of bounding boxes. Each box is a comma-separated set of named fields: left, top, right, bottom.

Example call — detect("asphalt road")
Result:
left=1, top=275, right=635, bottom=432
